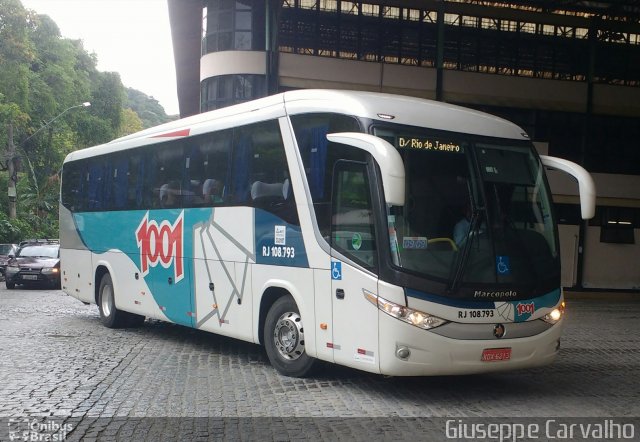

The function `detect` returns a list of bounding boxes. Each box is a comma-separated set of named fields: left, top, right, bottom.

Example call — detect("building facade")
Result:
left=169, top=0, right=640, bottom=291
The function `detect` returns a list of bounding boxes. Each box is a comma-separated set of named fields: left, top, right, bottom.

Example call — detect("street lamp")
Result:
left=5, top=102, right=91, bottom=219
left=18, top=102, right=91, bottom=148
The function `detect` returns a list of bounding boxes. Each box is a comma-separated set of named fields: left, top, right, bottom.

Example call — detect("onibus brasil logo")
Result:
left=135, top=211, right=184, bottom=282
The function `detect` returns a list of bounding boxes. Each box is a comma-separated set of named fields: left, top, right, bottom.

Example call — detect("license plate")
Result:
left=22, top=275, right=38, bottom=281
left=481, top=348, right=512, bottom=362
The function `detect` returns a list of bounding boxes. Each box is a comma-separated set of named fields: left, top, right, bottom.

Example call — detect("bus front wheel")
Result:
left=264, top=295, right=316, bottom=377
left=98, top=273, right=145, bottom=328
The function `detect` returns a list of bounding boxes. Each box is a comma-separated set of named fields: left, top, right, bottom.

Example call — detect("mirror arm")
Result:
left=540, top=155, right=596, bottom=219
left=327, top=133, right=405, bottom=206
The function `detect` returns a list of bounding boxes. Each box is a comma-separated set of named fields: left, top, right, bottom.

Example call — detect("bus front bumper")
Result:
left=378, top=312, right=564, bottom=376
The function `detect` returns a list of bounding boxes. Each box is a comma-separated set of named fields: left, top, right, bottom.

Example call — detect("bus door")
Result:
left=329, top=160, right=380, bottom=373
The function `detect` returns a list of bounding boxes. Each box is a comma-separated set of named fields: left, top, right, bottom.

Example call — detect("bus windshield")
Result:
left=374, top=126, right=559, bottom=290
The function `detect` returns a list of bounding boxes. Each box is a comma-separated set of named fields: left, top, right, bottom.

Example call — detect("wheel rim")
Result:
left=101, top=284, right=113, bottom=318
left=273, top=311, right=305, bottom=361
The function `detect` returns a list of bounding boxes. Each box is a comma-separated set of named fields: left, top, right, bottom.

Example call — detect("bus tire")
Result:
left=126, top=313, right=146, bottom=328
left=98, top=273, right=144, bottom=328
left=264, top=295, right=316, bottom=377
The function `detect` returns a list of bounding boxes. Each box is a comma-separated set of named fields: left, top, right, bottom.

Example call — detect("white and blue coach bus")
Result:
left=60, top=90, right=595, bottom=377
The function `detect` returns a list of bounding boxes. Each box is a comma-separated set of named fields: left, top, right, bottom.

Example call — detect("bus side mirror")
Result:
left=540, top=155, right=596, bottom=220
left=327, top=133, right=405, bottom=206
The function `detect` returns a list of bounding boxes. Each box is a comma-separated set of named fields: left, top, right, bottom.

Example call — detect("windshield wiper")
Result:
left=448, top=208, right=483, bottom=293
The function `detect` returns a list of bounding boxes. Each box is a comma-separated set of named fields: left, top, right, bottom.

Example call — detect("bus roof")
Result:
left=64, top=90, right=528, bottom=163
left=282, top=89, right=528, bottom=140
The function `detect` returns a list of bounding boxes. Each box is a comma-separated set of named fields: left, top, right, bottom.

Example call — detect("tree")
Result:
left=1, top=1, right=172, bottom=238
left=0, top=0, right=33, bottom=110
left=119, top=108, right=144, bottom=136
left=126, top=87, right=175, bottom=128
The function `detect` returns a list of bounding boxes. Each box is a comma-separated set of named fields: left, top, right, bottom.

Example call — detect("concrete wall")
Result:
left=583, top=226, right=639, bottom=289
left=278, top=53, right=640, bottom=290
left=201, top=51, right=267, bottom=80
left=546, top=169, right=640, bottom=290
left=278, top=53, right=640, bottom=117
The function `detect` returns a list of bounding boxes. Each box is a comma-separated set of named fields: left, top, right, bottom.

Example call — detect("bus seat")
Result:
left=251, top=181, right=284, bottom=201
left=159, top=183, right=169, bottom=202
left=283, top=179, right=290, bottom=200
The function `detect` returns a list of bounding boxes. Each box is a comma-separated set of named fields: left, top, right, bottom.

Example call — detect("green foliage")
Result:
left=119, top=108, right=144, bottom=136
left=126, top=87, right=175, bottom=129
left=0, top=1, right=171, bottom=241
left=91, top=72, right=124, bottom=134
left=0, top=212, right=33, bottom=243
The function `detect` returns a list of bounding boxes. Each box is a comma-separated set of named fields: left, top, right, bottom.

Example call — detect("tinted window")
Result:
left=291, top=113, right=363, bottom=237
left=151, top=142, right=186, bottom=209
left=60, top=119, right=297, bottom=225
left=186, top=130, right=232, bottom=206
left=61, top=161, right=85, bottom=211
left=331, top=161, right=377, bottom=270
left=232, top=120, right=299, bottom=224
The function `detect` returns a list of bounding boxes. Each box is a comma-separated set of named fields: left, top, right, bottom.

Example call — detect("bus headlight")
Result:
left=365, top=292, right=448, bottom=330
left=542, top=301, right=565, bottom=324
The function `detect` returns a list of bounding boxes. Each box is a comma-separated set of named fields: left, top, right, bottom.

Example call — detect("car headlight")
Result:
left=365, top=292, right=448, bottom=330
left=41, top=267, right=60, bottom=275
left=5, top=265, right=19, bottom=274
left=542, top=301, right=566, bottom=324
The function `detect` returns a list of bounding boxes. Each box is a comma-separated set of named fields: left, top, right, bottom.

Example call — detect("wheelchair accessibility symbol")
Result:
left=331, top=262, right=342, bottom=280
left=496, top=256, right=511, bottom=275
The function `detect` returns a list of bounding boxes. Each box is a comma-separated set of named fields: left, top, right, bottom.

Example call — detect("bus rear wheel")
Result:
left=98, top=273, right=145, bottom=328
left=264, top=295, right=316, bottom=377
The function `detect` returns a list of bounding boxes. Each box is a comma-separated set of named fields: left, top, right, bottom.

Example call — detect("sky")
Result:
left=20, top=0, right=180, bottom=115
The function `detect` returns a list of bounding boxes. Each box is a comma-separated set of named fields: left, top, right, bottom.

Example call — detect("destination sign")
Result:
left=398, top=137, right=463, bottom=153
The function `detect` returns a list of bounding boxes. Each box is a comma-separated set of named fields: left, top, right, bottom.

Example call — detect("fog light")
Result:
left=396, top=346, right=411, bottom=360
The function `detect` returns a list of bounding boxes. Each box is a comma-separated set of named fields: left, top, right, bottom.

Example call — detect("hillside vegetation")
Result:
left=0, top=0, right=175, bottom=241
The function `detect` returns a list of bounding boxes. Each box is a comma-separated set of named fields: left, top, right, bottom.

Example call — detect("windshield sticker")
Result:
left=403, top=237, right=428, bottom=250
left=351, top=232, right=363, bottom=251
left=274, top=225, right=286, bottom=245
left=496, top=256, right=511, bottom=275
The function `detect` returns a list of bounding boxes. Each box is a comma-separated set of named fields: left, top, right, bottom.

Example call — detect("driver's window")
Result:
left=331, top=161, right=377, bottom=271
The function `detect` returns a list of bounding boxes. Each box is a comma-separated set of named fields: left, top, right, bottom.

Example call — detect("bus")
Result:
left=60, top=90, right=595, bottom=377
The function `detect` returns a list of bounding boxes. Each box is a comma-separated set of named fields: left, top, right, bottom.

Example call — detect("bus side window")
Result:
left=61, top=160, right=85, bottom=212
left=126, top=153, right=145, bottom=210
left=331, top=160, right=377, bottom=271
left=152, top=141, right=185, bottom=209
left=190, top=130, right=232, bottom=207
left=290, top=113, right=363, bottom=237
left=87, top=159, right=107, bottom=211
left=107, top=155, right=128, bottom=210
left=231, top=120, right=299, bottom=225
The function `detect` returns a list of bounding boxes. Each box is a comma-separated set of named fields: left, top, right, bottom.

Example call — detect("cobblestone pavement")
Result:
left=0, top=287, right=638, bottom=440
